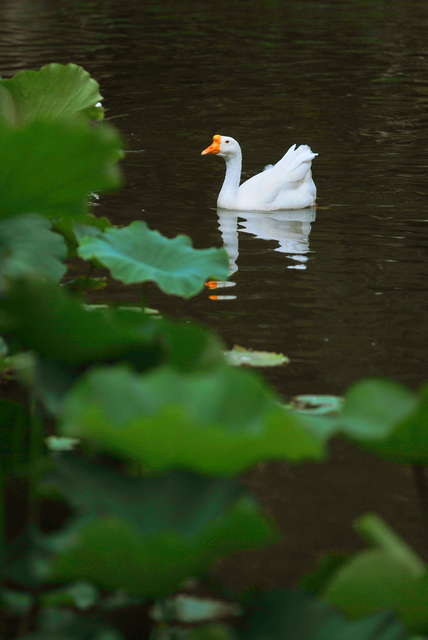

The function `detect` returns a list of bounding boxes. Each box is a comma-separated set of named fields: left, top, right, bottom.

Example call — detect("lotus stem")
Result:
left=83, top=262, right=94, bottom=290
left=28, top=394, right=44, bottom=529
left=0, top=469, right=4, bottom=584
left=412, top=464, right=428, bottom=523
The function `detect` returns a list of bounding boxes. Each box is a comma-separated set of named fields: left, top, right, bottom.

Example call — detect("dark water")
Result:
left=1, top=0, right=428, bottom=399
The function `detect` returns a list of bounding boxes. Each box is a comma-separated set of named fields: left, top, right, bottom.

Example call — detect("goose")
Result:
left=201, top=135, right=317, bottom=211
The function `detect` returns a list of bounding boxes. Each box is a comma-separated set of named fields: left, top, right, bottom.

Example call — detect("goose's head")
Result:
left=201, top=135, right=240, bottom=158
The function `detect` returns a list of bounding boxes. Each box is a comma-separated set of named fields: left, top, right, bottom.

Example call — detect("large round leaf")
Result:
left=0, top=214, right=66, bottom=285
left=77, top=221, right=230, bottom=298
left=41, top=453, right=278, bottom=596
left=59, top=364, right=325, bottom=475
left=319, top=515, right=428, bottom=634
left=0, top=119, right=122, bottom=220
left=330, top=379, right=428, bottom=465
left=234, top=589, right=409, bottom=640
left=0, top=63, right=103, bottom=125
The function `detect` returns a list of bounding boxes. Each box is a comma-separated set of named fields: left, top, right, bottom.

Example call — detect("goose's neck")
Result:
left=218, top=150, right=242, bottom=208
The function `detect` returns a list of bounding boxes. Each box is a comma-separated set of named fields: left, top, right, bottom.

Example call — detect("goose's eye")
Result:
left=225, top=140, right=229, bottom=144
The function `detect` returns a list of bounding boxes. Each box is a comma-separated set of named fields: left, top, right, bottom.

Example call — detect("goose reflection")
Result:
left=217, top=206, right=316, bottom=276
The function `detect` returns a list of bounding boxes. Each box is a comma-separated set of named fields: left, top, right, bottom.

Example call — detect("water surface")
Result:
left=1, top=0, right=428, bottom=395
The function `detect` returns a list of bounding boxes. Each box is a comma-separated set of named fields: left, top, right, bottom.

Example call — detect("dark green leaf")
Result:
left=0, top=214, right=67, bottom=285
left=52, top=213, right=112, bottom=255
left=0, top=587, right=34, bottom=615
left=41, top=453, right=278, bottom=596
left=20, top=606, right=124, bottom=640
left=0, top=279, right=160, bottom=365
left=77, top=221, right=230, bottom=298
left=320, top=515, right=428, bottom=634
left=0, top=119, right=122, bottom=220
left=238, top=589, right=409, bottom=640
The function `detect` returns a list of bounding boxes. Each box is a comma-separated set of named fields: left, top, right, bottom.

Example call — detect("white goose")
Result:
left=202, top=135, right=317, bottom=211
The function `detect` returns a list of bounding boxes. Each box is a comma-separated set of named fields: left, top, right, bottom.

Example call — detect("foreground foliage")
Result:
left=0, top=63, right=427, bottom=639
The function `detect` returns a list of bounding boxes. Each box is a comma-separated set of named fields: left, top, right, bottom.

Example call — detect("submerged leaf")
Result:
left=224, top=345, right=289, bottom=368
left=77, top=221, right=230, bottom=298
left=0, top=63, right=103, bottom=125
left=59, top=364, right=325, bottom=475
left=42, top=453, right=278, bottom=596
left=0, top=214, right=67, bottom=286
left=0, top=119, right=122, bottom=220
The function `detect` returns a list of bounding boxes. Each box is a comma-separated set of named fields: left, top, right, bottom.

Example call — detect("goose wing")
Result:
left=238, top=144, right=317, bottom=206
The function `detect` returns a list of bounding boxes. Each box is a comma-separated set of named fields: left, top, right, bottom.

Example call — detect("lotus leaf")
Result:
left=0, top=119, right=122, bottom=220
left=42, top=453, right=278, bottom=596
left=355, top=384, right=428, bottom=465
left=0, top=214, right=67, bottom=286
left=319, top=514, right=428, bottom=634
left=0, top=63, right=103, bottom=125
left=52, top=213, right=112, bottom=255
left=59, top=365, right=325, bottom=475
left=0, top=280, right=228, bottom=412
left=77, top=221, right=230, bottom=298
left=293, top=378, right=421, bottom=450
left=19, top=606, right=124, bottom=640
left=0, top=279, right=160, bottom=365
left=234, top=589, right=410, bottom=640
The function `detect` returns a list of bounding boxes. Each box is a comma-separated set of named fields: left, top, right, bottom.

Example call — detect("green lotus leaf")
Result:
left=0, top=63, right=103, bottom=125
left=0, top=214, right=67, bottom=286
left=77, top=221, right=230, bottom=298
left=224, top=345, right=289, bottom=367
left=329, top=378, right=428, bottom=464
left=19, top=607, right=124, bottom=640
left=339, top=378, right=419, bottom=441
left=293, top=379, right=421, bottom=452
left=355, top=384, right=428, bottom=465
left=0, top=119, right=122, bottom=220
left=320, top=514, right=428, bottom=634
left=52, top=212, right=112, bottom=255
left=42, top=453, right=278, bottom=596
left=235, top=588, right=410, bottom=640
left=0, top=279, right=226, bottom=412
left=59, top=364, right=325, bottom=475
left=0, top=279, right=160, bottom=365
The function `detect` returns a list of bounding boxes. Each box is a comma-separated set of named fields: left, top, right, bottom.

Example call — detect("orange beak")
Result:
left=201, top=134, right=221, bottom=155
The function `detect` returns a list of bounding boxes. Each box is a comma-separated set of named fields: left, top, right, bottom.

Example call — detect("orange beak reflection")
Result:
left=201, top=135, right=221, bottom=155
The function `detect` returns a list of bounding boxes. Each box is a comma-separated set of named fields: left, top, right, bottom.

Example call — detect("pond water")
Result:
left=2, top=0, right=427, bottom=399
left=2, top=0, right=428, bottom=588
